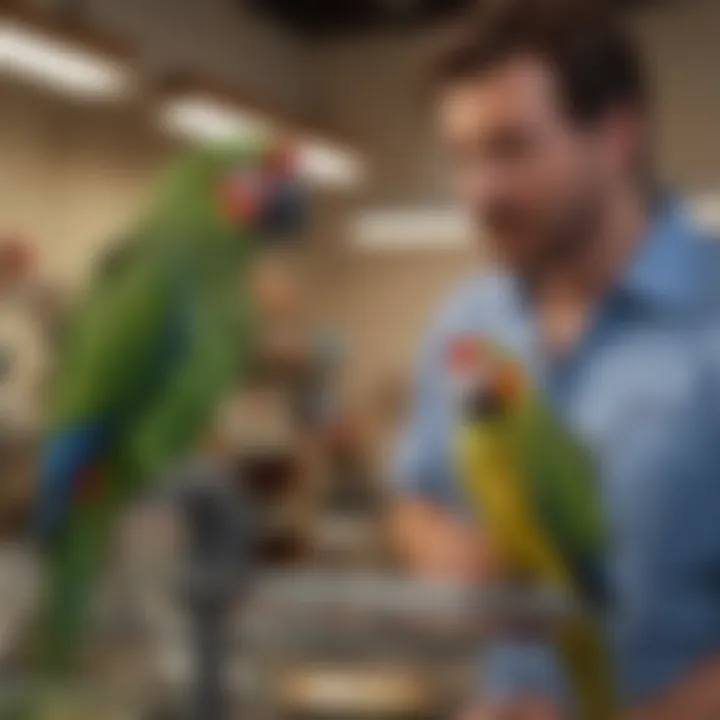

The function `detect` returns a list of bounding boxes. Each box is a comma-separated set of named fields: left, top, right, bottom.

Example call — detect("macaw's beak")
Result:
left=220, top=147, right=308, bottom=242
left=465, top=384, right=507, bottom=421
left=258, top=176, right=307, bottom=241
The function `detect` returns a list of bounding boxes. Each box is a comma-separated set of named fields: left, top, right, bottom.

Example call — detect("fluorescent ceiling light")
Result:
left=351, top=208, right=473, bottom=250
left=0, top=17, right=129, bottom=99
left=159, top=94, right=277, bottom=144
left=299, top=140, right=365, bottom=189
left=159, top=92, right=366, bottom=189
left=692, top=195, right=720, bottom=232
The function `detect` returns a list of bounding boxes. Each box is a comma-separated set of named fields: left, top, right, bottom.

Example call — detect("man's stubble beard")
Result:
left=484, top=187, right=607, bottom=287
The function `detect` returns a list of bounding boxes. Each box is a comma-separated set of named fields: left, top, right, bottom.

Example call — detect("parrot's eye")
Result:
left=219, top=169, right=268, bottom=226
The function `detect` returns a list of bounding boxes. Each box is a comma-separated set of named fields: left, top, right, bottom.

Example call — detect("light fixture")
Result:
left=299, top=139, right=365, bottom=189
left=0, top=6, right=131, bottom=100
left=350, top=207, right=473, bottom=250
left=159, top=93, right=276, bottom=144
left=692, top=194, right=720, bottom=232
left=157, top=74, right=367, bottom=190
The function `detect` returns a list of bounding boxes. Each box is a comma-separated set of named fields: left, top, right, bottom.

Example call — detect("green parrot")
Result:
left=449, top=336, right=613, bottom=720
left=31, top=140, right=306, bottom=677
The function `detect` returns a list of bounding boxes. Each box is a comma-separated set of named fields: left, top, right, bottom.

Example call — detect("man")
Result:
left=393, top=2, right=720, bottom=718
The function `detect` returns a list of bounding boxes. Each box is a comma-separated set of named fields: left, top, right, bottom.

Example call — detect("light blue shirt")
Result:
left=395, top=200, right=720, bottom=705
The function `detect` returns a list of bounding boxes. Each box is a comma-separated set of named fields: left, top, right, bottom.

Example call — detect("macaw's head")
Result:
left=447, top=337, right=528, bottom=422
left=218, top=142, right=307, bottom=240
left=159, top=140, right=307, bottom=246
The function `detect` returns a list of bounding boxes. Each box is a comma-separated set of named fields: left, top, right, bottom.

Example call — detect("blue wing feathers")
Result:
left=36, top=422, right=112, bottom=538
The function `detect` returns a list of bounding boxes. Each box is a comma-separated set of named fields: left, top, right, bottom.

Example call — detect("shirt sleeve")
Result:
left=392, top=315, right=465, bottom=509
left=608, top=386, right=720, bottom=705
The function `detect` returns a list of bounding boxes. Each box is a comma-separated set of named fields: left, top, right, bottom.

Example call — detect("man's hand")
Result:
left=392, top=501, right=565, bottom=720
left=392, top=498, right=498, bottom=581
left=460, top=698, right=561, bottom=720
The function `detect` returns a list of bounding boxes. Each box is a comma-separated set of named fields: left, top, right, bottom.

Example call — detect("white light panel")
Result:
left=351, top=207, right=473, bottom=250
left=299, top=140, right=365, bottom=189
left=159, top=94, right=276, bottom=144
left=0, top=17, right=129, bottom=99
left=693, top=195, right=720, bottom=232
left=159, top=95, right=366, bottom=189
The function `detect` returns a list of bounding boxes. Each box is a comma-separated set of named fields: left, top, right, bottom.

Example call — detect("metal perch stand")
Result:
left=174, top=461, right=255, bottom=720
left=173, top=461, right=581, bottom=719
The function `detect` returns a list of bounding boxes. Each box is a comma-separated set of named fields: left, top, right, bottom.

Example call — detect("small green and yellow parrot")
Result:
left=449, top=336, right=613, bottom=720
left=31, top=140, right=306, bottom=680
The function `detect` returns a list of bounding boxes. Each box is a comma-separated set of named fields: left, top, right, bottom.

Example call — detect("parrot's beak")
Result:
left=220, top=146, right=308, bottom=241
left=258, top=176, right=307, bottom=241
left=465, top=384, right=507, bottom=421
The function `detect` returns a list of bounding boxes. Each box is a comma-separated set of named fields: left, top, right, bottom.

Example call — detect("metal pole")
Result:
left=191, top=595, right=227, bottom=720
left=176, top=462, right=251, bottom=720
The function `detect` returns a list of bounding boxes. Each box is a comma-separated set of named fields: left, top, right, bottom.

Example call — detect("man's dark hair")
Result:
left=433, top=0, right=649, bottom=125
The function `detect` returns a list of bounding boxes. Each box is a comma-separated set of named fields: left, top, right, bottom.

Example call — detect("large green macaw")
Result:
left=32, top=140, right=305, bottom=676
left=449, top=336, right=614, bottom=720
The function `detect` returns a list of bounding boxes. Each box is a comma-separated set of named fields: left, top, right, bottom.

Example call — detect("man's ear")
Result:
left=600, top=107, right=646, bottom=181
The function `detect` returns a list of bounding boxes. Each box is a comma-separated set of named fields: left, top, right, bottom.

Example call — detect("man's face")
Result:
left=438, top=56, right=630, bottom=275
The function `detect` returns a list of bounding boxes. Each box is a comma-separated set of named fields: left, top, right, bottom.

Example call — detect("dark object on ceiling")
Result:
left=247, top=0, right=666, bottom=37
left=247, top=0, right=471, bottom=37
left=248, top=0, right=677, bottom=37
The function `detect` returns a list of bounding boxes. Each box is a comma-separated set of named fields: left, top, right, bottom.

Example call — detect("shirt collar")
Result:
left=619, top=197, right=698, bottom=314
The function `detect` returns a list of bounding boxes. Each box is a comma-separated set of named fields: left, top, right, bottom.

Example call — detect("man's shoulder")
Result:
left=684, top=228, right=720, bottom=325
left=680, top=228, right=720, bottom=370
left=694, top=230, right=720, bottom=292
left=431, top=270, right=518, bottom=340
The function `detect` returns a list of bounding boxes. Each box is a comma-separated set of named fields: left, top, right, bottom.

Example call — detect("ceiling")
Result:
left=247, top=0, right=667, bottom=37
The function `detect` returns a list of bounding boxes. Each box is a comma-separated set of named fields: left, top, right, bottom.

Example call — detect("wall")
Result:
left=316, top=251, right=477, bottom=397
left=0, top=79, right=174, bottom=286
left=633, top=0, right=720, bottom=193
